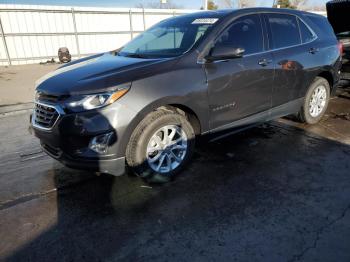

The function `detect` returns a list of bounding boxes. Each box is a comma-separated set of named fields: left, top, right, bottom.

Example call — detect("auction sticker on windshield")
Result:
left=192, top=18, right=218, bottom=24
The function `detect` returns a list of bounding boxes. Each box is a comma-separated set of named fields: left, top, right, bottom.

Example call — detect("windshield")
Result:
left=118, top=16, right=217, bottom=58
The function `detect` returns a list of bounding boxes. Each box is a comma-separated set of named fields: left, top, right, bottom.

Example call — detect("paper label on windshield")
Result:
left=192, top=18, right=218, bottom=24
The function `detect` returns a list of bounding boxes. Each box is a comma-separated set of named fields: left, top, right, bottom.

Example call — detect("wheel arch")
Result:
left=317, top=71, right=334, bottom=89
left=116, top=97, right=206, bottom=157
left=167, top=104, right=201, bottom=136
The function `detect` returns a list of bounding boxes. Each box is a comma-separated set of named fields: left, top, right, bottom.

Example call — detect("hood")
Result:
left=36, top=52, right=178, bottom=96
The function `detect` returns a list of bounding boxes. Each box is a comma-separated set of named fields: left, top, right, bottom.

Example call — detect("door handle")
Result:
left=212, top=59, right=229, bottom=63
left=258, top=59, right=272, bottom=67
left=309, top=47, right=319, bottom=54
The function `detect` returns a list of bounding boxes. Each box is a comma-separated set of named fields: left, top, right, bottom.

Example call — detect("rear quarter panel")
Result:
left=300, top=13, right=341, bottom=91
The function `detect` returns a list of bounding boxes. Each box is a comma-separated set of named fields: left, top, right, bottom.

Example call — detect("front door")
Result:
left=204, top=14, right=274, bottom=130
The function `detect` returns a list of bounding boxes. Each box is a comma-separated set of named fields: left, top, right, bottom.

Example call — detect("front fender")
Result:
left=115, top=95, right=208, bottom=157
left=113, top=56, right=209, bottom=157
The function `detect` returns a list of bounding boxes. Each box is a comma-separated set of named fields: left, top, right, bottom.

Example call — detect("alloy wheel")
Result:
left=309, top=85, right=327, bottom=117
left=146, top=125, right=188, bottom=174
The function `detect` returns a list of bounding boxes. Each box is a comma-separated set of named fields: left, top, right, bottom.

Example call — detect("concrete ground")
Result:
left=0, top=64, right=350, bottom=261
left=0, top=64, right=59, bottom=106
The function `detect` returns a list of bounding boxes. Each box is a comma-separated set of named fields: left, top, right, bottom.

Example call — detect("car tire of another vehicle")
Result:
left=298, top=77, right=330, bottom=125
left=126, top=107, right=195, bottom=183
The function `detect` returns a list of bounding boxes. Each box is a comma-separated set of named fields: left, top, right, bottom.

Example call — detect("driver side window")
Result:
left=216, top=14, right=264, bottom=55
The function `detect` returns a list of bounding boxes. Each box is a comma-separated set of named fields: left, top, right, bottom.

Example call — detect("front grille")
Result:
left=36, top=92, right=60, bottom=103
left=33, top=103, right=59, bottom=129
left=42, top=143, right=62, bottom=158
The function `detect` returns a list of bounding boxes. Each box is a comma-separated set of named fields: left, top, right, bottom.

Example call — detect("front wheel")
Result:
left=298, top=77, right=330, bottom=124
left=126, top=108, right=195, bottom=183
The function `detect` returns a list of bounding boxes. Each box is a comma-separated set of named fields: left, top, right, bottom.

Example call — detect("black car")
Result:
left=31, top=8, right=342, bottom=182
left=327, top=0, right=350, bottom=80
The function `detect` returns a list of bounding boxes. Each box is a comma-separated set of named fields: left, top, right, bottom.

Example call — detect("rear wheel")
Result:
left=126, top=108, right=195, bottom=183
left=298, top=77, right=330, bottom=124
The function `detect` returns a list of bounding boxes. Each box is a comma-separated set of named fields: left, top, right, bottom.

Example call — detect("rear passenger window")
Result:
left=298, top=18, right=315, bottom=43
left=267, top=14, right=301, bottom=49
left=306, top=14, right=336, bottom=39
left=216, top=14, right=263, bottom=55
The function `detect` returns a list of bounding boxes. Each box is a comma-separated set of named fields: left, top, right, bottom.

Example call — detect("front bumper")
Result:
left=41, top=142, right=125, bottom=176
left=31, top=101, right=137, bottom=176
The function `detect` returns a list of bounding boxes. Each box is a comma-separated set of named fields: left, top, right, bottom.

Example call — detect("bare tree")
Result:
left=239, top=0, right=256, bottom=8
left=311, top=4, right=326, bottom=11
left=220, top=0, right=234, bottom=8
left=290, top=0, right=309, bottom=9
left=207, top=0, right=219, bottom=10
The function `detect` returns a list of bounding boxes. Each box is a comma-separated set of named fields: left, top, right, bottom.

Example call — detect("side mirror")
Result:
left=206, top=44, right=245, bottom=61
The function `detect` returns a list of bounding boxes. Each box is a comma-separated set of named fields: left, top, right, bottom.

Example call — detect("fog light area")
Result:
left=89, top=132, right=113, bottom=154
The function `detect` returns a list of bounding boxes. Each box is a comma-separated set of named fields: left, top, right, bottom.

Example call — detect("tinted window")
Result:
left=298, top=18, right=315, bottom=43
left=216, top=14, right=263, bottom=55
left=268, top=14, right=301, bottom=49
left=306, top=14, right=336, bottom=38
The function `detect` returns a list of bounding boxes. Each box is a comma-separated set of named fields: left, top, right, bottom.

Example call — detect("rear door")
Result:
left=205, top=14, right=274, bottom=130
left=264, top=13, right=315, bottom=108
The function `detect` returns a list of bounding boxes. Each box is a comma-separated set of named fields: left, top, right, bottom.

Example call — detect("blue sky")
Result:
left=0, top=0, right=328, bottom=9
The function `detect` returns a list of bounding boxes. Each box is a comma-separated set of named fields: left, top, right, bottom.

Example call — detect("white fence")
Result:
left=0, top=4, right=195, bottom=66
left=0, top=5, right=327, bottom=66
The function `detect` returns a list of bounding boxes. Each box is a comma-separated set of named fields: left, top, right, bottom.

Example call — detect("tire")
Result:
left=126, top=107, right=195, bottom=183
left=298, top=77, right=330, bottom=125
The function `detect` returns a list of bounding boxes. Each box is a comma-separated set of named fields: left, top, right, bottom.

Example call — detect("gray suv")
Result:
left=31, top=8, right=342, bottom=182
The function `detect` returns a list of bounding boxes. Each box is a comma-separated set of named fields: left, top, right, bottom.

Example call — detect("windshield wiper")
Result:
left=122, top=53, right=150, bottom=59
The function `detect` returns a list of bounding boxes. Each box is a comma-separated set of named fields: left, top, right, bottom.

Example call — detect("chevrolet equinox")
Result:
left=31, top=8, right=342, bottom=181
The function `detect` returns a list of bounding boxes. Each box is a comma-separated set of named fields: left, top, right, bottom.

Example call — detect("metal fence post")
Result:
left=142, top=8, right=146, bottom=31
left=71, top=8, right=81, bottom=58
left=0, top=15, right=11, bottom=66
left=129, top=10, right=133, bottom=39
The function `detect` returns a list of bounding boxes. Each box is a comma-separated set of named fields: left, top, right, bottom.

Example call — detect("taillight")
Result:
left=338, top=42, right=344, bottom=56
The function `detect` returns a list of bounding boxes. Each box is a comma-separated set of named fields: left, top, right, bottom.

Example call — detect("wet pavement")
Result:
left=0, top=87, right=350, bottom=262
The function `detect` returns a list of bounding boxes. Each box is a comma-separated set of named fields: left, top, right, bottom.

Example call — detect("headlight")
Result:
left=66, top=86, right=129, bottom=112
